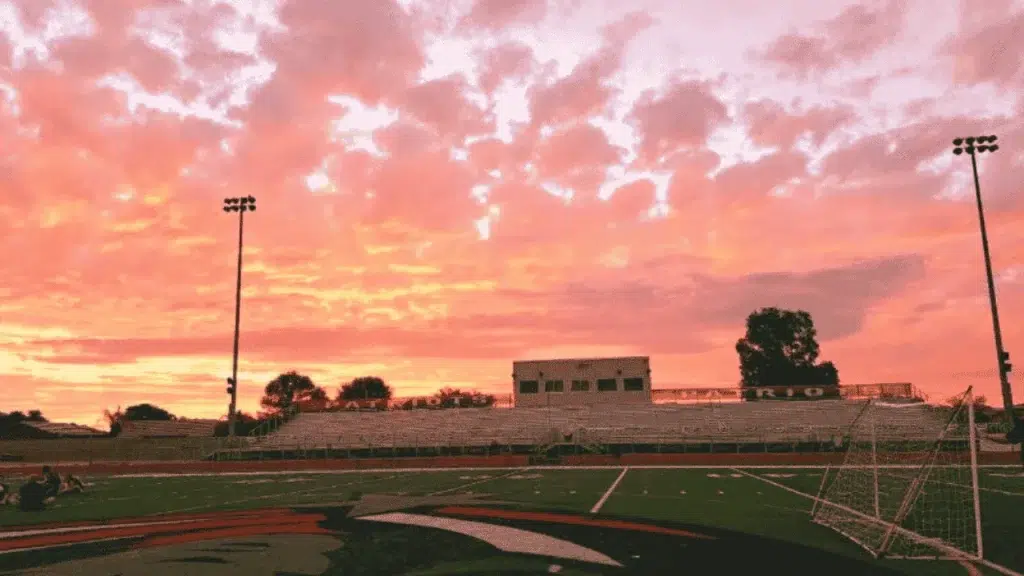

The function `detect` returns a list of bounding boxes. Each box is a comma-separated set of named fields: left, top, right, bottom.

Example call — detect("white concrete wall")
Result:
left=512, top=357, right=652, bottom=408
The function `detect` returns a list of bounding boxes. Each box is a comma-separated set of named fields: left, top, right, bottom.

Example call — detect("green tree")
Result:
left=338, top=376, right=393, bottom=402
left=433, top=387, right=496, bottom=408
left=261, top=371, right=328, bottom=414
left=736, top=307, right=840, bottom=391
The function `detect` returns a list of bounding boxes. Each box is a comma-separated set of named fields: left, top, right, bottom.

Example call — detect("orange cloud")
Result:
left=1, top=0, right=1023, bottom=425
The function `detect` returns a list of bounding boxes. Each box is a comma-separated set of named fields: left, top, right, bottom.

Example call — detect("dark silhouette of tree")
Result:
left=124, top=403, right=176, bottom=421
left=103, top=406, right=123, bottom=436
left=101, top=403, right=174, bottom=436
left=433, top=387, right=496, bottom=408
left=25, top=410, right=46, bottom=422
left=0, top=410, right=46, bottom=425
left=214, top=411, right=266, bottom=436
left=946, top=394, right=992, bottom=424
left=261, top=371, right=328, bottom=414
left=0, top=410, right=47, bottom=436
left=338, top=376, right=393, bottom=402
left=736, top=307, right=840, bottom=392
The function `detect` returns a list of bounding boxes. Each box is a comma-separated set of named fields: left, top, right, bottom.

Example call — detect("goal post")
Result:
left=811, top=387, right=983, bottom=562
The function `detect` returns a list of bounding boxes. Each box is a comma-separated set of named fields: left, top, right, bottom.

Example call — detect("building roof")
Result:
left=20, top=421, right=107, bottom=437
left=118, top=419, right=220, bottom=438
left=513, top=356, right=650, bottom=364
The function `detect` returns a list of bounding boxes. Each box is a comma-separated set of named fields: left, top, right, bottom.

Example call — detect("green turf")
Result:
left=1, top=466, right=1020, bottom=575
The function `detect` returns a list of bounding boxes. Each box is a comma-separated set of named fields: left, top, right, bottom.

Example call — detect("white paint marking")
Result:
left=359, top=512, right=622, bottom=567
left=0, top=517, right=214, bottom=540
left=430, top=468, right=524, bottom=496
left=590, top=467, right=629, bottom=514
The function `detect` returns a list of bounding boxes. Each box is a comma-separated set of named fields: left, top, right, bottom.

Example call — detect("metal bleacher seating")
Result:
left=254, top=399, right=950, bottom=451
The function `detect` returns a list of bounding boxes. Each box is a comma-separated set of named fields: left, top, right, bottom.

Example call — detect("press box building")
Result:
left=512, top=356, right=652, bottom=408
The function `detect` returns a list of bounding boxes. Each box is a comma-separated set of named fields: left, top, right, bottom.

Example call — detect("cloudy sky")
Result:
left=1, top=0, right=1023, bottom=426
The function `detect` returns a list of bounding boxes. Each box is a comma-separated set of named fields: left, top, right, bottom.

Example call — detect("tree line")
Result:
left=4, top=306, right=1013, bottom=436
left=97, top=374, right=496, bottom=437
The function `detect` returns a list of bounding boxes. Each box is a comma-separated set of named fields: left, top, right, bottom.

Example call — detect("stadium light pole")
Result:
left=223, top=195, right=256, bottom=438
left=951, top=136, right=1022, bottom=447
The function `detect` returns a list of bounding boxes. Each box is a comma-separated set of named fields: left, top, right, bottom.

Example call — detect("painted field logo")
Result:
left=0, top=494, right=900, bottom=575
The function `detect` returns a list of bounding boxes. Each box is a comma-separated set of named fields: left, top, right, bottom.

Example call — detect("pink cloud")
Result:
left=943, top=3, right=1024, bottom=88
left=744, top=100, right=857, bottom=149
left=459, top=0, right=548, bottom=31
left=2, top=0, right=1024, bottom=422
left=629, top=81, right=729, bottom=164
left=759, top=0, right=910, bottom=77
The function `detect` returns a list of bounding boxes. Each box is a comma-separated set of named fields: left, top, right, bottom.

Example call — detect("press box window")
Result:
left=545, top=380, right=564, bottom=392
left=623, top=377, right=644, bottom=391
left=519, top=380, right=539, bottom=394
left=596, top=378, right=618, bottom=392
left=570, top=380, right=590, bottom=392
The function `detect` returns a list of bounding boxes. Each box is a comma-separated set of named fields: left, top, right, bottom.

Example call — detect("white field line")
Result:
left=590, top=467, right=629, bottom=514
left=9, top=463, right=1011, bottom=481
left=729, top=468, right=1024, bottom=576
left=0, top=517, right=224, bottom=540
left=159, top=473, right=402, bottom=515
left=429, top=468, right=528, bottom=496
left=0, top=536, right=137, bottom=556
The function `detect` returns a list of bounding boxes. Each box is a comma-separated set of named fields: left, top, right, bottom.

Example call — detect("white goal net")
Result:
left=811, top=388, right=983, bottom=561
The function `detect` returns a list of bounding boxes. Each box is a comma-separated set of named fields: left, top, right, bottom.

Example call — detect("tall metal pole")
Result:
left=952, top=136, right=1020, bottom=457
left=223, top=195, right=256, bottom=439
left=228, top=209, right=244, bottom=438
left=967, top=151, right=1013, bottom=419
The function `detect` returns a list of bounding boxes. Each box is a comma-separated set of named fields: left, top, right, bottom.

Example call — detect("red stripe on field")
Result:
left=0, top=508, right=298, bottom=534
left=0, top=511, right=325, bottom=551
left=138, top=521, right=331, bottom=548
left=434, top=506, right=716, bottom=540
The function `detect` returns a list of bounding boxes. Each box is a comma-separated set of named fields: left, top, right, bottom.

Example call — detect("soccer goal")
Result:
left=811, top=387, right=983, bottom=562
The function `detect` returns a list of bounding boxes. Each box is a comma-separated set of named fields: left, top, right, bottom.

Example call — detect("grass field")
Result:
left=0, top=465, right=1021, bottom=575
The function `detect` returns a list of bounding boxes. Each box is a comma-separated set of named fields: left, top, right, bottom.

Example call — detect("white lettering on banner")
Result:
left=425, top=396, right=442, bottom=407
left=750, top=386, right=838, bottom=400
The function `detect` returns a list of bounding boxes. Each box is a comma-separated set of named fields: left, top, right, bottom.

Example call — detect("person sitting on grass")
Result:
left=41, top=466, right=62, bottom=500
left=61, top=473, right=85, bottom=495
left=17, top=478, right=48, bottom=511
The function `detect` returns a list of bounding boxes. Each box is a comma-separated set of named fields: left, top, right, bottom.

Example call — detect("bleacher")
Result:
left=251, top=400, right=949, bottom=452
left=118, top=419, right=219, bottom=438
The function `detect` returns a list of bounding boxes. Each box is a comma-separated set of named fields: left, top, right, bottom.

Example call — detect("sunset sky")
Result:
left=1, top=0, right=1023, bottom=428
